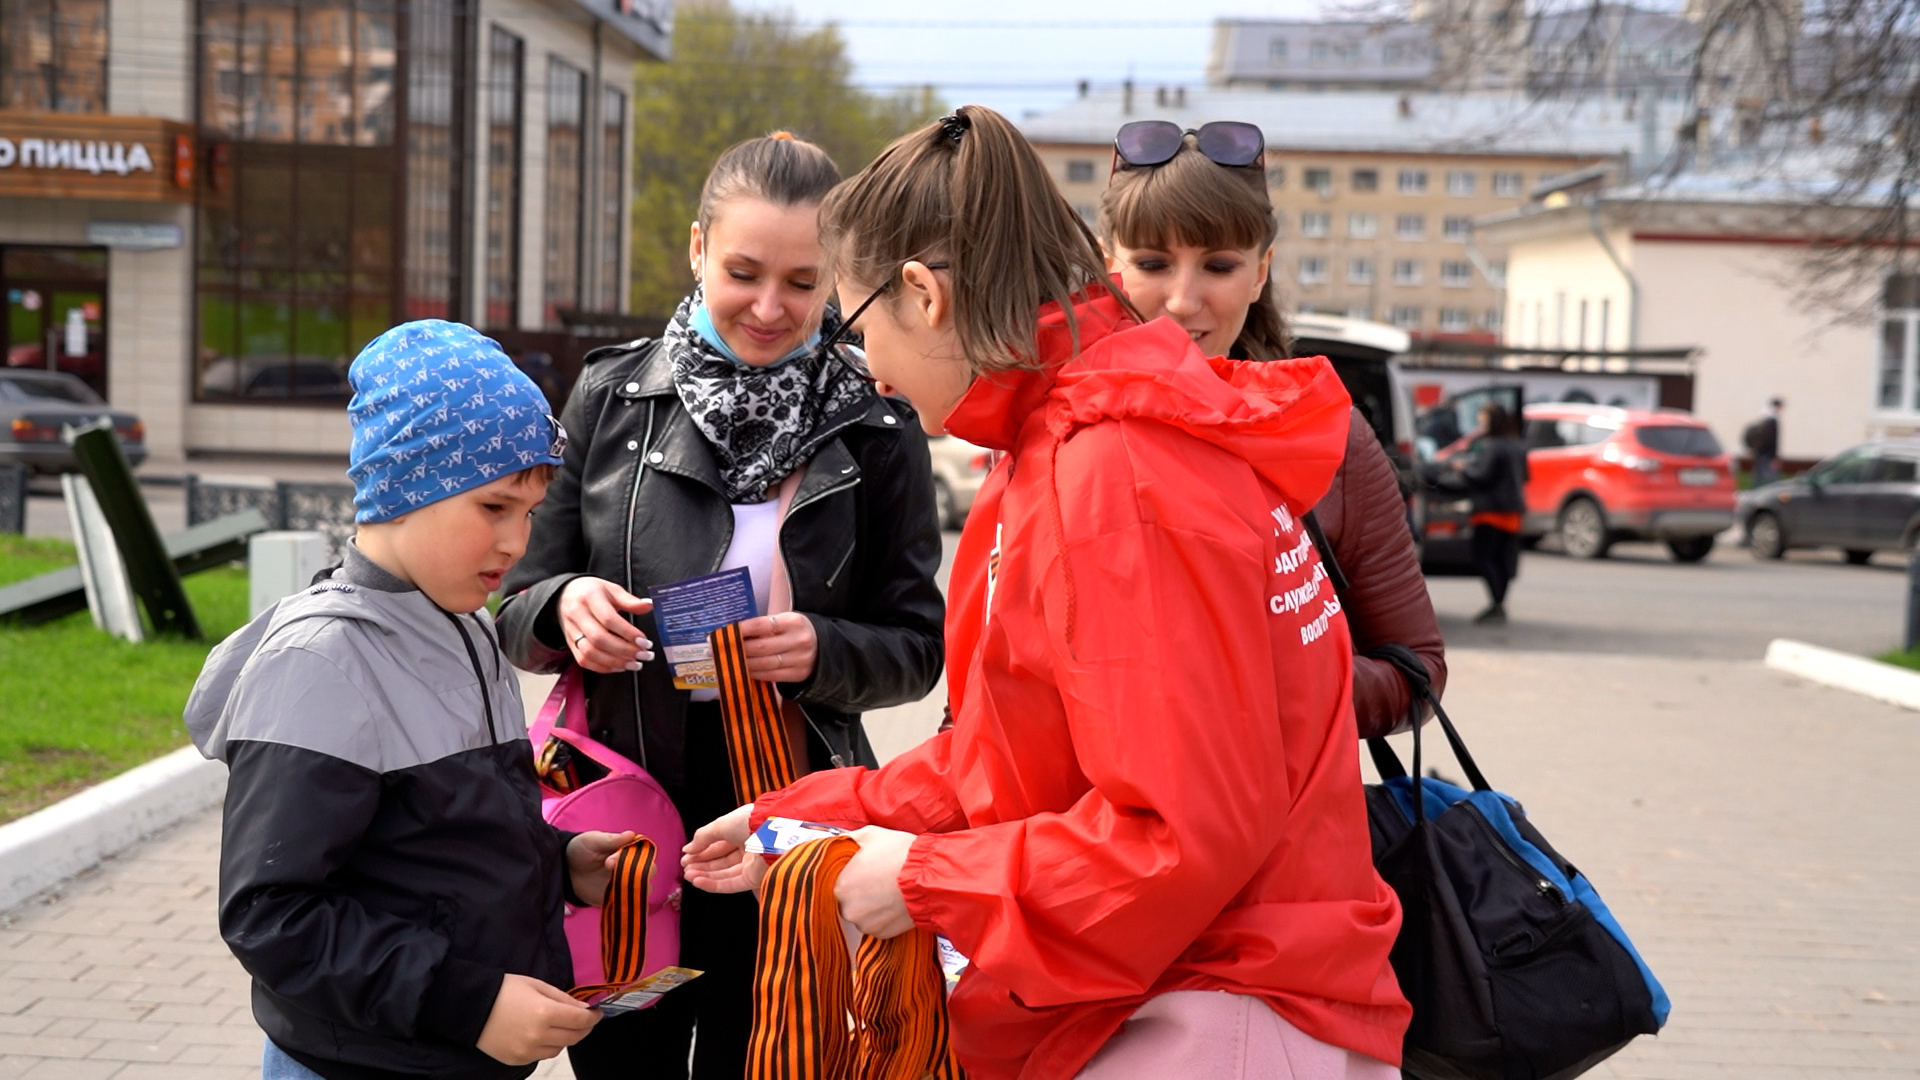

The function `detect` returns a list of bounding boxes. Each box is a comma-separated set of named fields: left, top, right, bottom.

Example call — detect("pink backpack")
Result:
left=530, top=668, right=685, bottom=987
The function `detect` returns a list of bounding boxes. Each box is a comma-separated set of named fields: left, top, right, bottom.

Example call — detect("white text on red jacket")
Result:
left=1267, top=505, right=1342, bottom=645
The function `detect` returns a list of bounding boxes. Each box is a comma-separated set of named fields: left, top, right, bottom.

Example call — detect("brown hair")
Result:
left=698, top=131, right=842, bottom=231
left=506, top=463, right=560, bottom=487
left=819, top=105, right=1139, bottom=373
left=1099, top=140, right=1291, bottom=360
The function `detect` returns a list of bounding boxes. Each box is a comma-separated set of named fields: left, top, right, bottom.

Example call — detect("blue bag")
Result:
left=1364, top=644, right=1670, bottom=1080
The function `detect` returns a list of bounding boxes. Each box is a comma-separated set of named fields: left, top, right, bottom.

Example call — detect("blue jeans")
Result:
left=263, top=1040, right=327, bottom=1080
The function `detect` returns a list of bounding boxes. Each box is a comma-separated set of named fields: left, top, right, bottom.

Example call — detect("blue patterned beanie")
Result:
left=347, top=320, right=567, bottom=524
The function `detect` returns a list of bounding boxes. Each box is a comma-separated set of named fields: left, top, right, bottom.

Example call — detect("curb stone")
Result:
left=1764, top=637, right=1920, bottom=712
left=0, top=743, right=226, bottom=912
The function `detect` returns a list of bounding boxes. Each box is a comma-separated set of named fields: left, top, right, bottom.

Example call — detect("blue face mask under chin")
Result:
left=692, top=302, right=821, bottom=370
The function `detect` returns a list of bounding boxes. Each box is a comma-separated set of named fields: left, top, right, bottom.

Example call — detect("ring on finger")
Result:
left=573, top=632, right=588, bottom=649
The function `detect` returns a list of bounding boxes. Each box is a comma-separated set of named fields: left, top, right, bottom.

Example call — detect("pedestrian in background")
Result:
left=684, top=105, right=1408, bottom=1080
left=1458, top=403, right=1528, bottom=624
left=1098, top=118, right=1445, bottom=738
left=1745, top=397, right=1783, bottom=486
left=495, top=132, right=945, bottom=1079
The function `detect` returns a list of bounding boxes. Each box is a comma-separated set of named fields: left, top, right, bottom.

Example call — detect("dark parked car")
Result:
left=0, top=369, right=146, bottom=473
left=1740, top=441, right=1920, bottom=563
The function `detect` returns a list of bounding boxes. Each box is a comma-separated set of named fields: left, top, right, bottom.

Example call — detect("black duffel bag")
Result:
left=1362, top=645, right=1670, bottom=1080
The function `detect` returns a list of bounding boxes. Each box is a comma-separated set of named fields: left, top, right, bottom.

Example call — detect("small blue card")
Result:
left=652, top=567, right=757, bottom=690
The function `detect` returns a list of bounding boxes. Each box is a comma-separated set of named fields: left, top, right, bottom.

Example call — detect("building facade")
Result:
left=1021, top=89, right=1626, bottom=341
left=1480, top=184, right=1888, bottom=462
left=1207, top=8, right=1700, bottom=101
left=1, top=0, right=665, bottom=463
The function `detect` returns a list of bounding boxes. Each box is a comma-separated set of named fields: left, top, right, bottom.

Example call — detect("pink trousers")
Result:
left=1075, top=991, right=1401, bottom=1080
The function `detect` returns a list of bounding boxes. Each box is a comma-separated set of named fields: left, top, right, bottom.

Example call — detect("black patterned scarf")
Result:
left=666, top=290, right=872, bottom=504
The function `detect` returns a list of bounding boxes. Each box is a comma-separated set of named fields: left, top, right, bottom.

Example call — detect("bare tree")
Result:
left=1390, top=0, right=1920, bottom=314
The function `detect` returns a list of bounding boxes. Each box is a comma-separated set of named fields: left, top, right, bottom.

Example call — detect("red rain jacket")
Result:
left=753, top=292, right=1410, bottom=1079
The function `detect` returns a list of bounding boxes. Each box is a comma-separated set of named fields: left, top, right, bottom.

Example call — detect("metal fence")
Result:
left=0, top=464, right=26, bottom=535
left=184, top=476, right=355, bottom=560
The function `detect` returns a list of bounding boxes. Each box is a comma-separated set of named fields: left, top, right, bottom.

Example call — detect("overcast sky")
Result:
left=772, top=0, right=1326, bottom=120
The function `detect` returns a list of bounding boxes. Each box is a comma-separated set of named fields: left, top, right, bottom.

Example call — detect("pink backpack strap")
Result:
left=530, top=666, right=586, bottom=745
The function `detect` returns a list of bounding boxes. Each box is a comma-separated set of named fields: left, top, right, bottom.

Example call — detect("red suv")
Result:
left=1517, top=404, right=1736, bottom=561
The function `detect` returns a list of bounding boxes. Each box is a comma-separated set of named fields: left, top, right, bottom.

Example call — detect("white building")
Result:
left=1479, top=168, right=1901, bottom=463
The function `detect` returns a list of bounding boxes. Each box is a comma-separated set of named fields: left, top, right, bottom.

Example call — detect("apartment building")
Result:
left=0, top=0, right=667, bottom=461
left=1207, top=8, right=1699, bottom=100
left=1022, top=89, right=1644, bottom=341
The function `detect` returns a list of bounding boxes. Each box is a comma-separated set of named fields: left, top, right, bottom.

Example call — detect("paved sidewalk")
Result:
left=1, top=648, right=1913, bottom=1078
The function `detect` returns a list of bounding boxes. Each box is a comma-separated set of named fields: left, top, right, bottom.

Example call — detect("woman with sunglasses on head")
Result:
left=682, top=106, right=1409, bottom=1080
left=496, top=132, right=945, bottom=1080
left=1100, top=119, right=1446, bottom=741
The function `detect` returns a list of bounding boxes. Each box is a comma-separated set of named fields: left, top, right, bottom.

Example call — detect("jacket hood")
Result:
left=1052, top=320, right=1352, bottom=512
left=183, top=579, right=451, bottom=763
left=945, top=289, right=1353, bottom=513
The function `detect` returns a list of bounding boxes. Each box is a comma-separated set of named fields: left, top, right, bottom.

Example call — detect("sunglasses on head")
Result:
left=1112, top=120, right=1266, bottom=170
left=819, top=261, right=952, bottom=383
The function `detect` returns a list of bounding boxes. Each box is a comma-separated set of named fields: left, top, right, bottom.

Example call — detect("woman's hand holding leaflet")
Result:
left=559, top=577, right=655, bottom=673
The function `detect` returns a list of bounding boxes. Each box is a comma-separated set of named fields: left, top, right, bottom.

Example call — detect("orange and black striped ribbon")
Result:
left=710, top=621, right=797, bottom=806
left=567, top=836, right=657, bottom=1002
left=749, top=836, right=964, bottom=1080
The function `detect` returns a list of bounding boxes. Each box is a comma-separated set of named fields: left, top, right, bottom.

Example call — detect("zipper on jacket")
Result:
left=775, top=474, right=861, bottom=769
left=469, top=613, right=502, bottom=681
left=622, top=399, right=657, bottom=771
left=445, top=612, right=499, bottom=746
left=779, top=473, right=861, bottom=596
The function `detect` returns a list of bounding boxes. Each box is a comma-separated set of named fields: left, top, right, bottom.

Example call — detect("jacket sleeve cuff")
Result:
left=417, top=955, right=506, bottom=1047
left=499, top=574, right=586, bottom=672
left=554, top=829, right=587, bottom=907
left=749, top=768, right=872, bottom=833
left=897, top=834, right=946, bottom=930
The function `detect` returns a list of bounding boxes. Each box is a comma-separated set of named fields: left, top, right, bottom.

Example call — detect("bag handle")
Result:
left=532, top=666, right=587, bottom=745
left=1363, top=644, right=1491, bottom=824
left=1295, top=509, right=1491, bottom=810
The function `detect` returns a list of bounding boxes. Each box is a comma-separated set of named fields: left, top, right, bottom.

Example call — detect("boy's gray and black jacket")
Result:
left=185, top=548, right=573, bottom=1080
left=495, top=338, right=945, bottom=791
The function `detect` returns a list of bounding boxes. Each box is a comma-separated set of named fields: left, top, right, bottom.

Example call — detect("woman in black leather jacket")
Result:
left=496, top=133, right=945, bottom=1079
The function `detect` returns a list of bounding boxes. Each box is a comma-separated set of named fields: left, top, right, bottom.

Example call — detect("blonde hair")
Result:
left=1099, top=141, right=1290, bottom=359
left=819, top=106, right=1140, bottom=373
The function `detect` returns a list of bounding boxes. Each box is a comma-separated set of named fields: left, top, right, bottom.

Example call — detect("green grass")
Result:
left=0, top=535, right=249, bottom=823
left=1875, top=647, right=1920, bottom=672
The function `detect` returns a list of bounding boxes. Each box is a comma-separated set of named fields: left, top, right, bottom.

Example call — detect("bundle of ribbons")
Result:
left=707, top=622, right=965, bottom=1079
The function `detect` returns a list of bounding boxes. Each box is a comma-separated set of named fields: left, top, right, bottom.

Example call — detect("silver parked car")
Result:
left=1740, top=441, right=1920, bottom=563
left=928, top=434, right=991, bottom=530
left=0, top=369, right=146, bottom=473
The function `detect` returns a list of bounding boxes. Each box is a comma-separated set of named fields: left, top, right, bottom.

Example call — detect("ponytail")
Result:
left=820, top=105, right=1139, bottom=373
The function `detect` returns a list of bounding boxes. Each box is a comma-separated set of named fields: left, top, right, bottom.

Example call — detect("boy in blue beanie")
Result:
left=186, top=321, right=635, bottom=1080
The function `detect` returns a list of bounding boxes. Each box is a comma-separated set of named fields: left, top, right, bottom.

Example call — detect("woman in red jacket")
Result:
left=684, top=106, right=1409, bottom=1079
left=1097, top=120, right=1446, bottom=738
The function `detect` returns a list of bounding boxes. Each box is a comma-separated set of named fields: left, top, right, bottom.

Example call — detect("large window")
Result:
left=485, top=27, right=523, bottom=328
left=0, top=0, right=108, bottom=112
left=599, top=85, right=625, bottom=311
left=544, top=57, right=586, bottom=327
left=196, top=0, right=467, bottom=402
left=1878, top=275, right=1920, bottom=413
left=196, top=0, right=401, bottom=402
left=404, top=0, right=468, bottom=320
